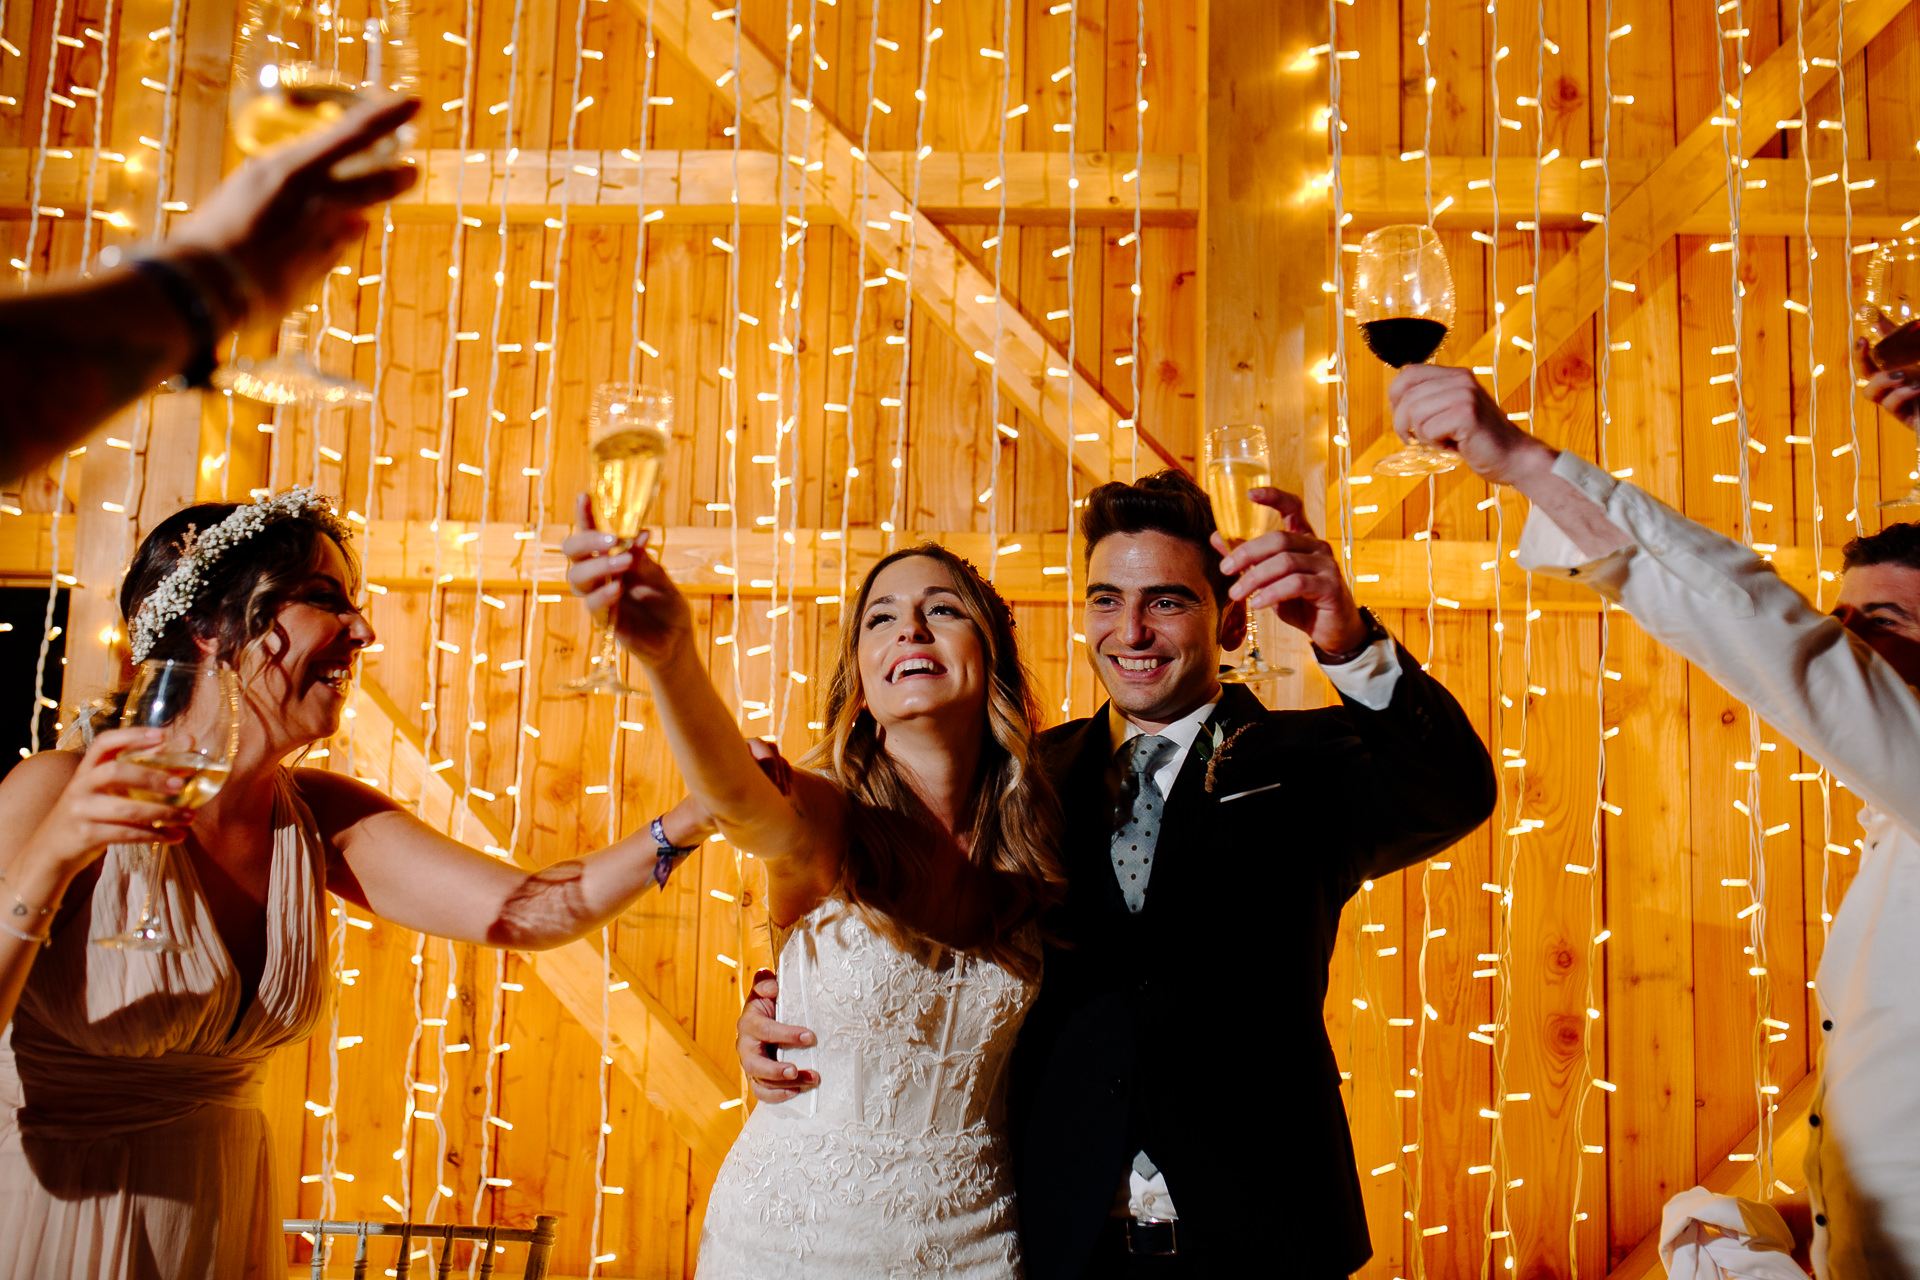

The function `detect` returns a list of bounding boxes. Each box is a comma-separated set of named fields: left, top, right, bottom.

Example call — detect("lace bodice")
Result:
left=695, top=904, right=1040, bottom=1278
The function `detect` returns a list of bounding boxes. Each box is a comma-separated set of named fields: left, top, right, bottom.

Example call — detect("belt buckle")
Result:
left=1126, top=1217, right=1177, bottom=1256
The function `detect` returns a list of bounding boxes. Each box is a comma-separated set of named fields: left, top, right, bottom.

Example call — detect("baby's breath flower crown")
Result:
left=128, top=487, right=355, bottom=664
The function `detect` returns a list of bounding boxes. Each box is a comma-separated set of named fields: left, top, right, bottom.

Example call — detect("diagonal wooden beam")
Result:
left=1349, top=0, right=1910, bottom=538
left=345, top=676, right=741, bottom=1181
left=1602, top=1071, right=1816, bottom=1280
left=624, top=0, right=1170, bottom=484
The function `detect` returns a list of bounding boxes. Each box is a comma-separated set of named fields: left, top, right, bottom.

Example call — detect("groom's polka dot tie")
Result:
left=1112, top=734, right=1175, bottom=914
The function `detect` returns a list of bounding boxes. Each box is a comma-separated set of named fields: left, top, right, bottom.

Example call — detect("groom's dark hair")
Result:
left=1843, top=521, right=1920, bottom=574
left=1079, top=469, right=1232, bottom=606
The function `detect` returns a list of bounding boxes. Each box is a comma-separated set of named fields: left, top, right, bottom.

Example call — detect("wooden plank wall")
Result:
left=0, top=0, right=1914, bottom=1276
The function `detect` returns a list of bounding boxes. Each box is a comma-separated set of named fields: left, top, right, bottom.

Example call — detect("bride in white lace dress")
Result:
left=565, top=527, right=1065, bottom=1278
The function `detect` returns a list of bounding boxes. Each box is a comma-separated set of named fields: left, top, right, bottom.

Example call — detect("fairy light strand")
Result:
left=16, top=0, right=68, bottom=285
left=1478, top=0, right=1525, bottom=1268
left=1126, top=0, right=1145, bottom=482
left=74, top=0, right=118, bottom=272
left=1407, top=0, right=1441, bottom=1257
left=1061, top=0, right=1079, bottom=718
left=1713, top=0, right=1779, bottom=1194
left=770, top=0, right=813, bottom=740
left=834, top=10, right=884, bottom=606
left=883, top=0, right=933, bottom=552
left=984, top=0, right=1011, bottom=584
left=1565, top=0, right=1619, bottom=1266
left=1835, top=8, right=1862, bottom=533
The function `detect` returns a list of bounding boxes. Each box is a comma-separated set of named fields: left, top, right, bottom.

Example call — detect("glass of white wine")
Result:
left=95, top=661, right=242, bottom=954
left=1204, top=425, right=1292, bottom=686
left=218, top=0, right=417, bottom=409
left=565, top=383, right=674, bottom=696
left=1858, top=237, right=1920, bottom=508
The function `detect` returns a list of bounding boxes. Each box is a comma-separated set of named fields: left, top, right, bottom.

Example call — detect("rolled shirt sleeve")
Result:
left=1516, top=449, right=1920, bottom=838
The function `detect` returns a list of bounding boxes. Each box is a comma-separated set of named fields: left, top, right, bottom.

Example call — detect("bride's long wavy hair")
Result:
left=805, top=544, right=1065, bottom=979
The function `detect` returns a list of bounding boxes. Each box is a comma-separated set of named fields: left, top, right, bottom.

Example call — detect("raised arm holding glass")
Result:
left=564, top=506, right=1066, bottom=1277
left=0, top=490, right=715, bottom=1280
left=1390, top=356, right=1920, bottom=1280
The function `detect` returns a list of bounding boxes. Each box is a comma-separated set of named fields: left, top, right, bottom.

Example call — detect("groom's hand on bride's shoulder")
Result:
left=738, top=968, right=819, bottom=1102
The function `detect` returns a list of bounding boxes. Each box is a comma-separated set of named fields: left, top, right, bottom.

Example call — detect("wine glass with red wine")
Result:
left=1355, top=225, right=1458, bottom=476
left=1859, top=237, right=1920, bottom=508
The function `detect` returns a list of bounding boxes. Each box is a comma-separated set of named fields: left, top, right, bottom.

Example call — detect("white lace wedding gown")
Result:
left=696, top=903, right=1038, bottom=1278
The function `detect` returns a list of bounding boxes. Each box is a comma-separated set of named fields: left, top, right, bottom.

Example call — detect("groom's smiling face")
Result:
left=1083, top=530, right=1246, bottom=731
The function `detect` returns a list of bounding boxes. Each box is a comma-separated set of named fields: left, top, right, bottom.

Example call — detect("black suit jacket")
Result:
left=1009, top=643, right=1496, bottom=1278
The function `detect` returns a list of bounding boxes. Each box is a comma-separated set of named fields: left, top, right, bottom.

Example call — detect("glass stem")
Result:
left=135, top=842, right=163, bottom=927
left=590, top=623, right=621, bottom=676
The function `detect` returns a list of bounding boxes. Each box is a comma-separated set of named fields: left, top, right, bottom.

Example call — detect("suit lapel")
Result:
left=1148, top=685, right=1270, bottom=916
left=1053, top=706, right=1131, bottom=918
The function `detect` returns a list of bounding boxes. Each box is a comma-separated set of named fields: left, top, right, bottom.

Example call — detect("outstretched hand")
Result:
left=1214, top=489, right=1367, bottom=654
left=1388, top=364, right=1559, bottom=488
left=562, top=494, right=693, bottom=669
left=174, top=94, right=421, bottom=322
left=737, top=969, right=819, bottom=1103
left=1857, top=336, right=1920, bottom=432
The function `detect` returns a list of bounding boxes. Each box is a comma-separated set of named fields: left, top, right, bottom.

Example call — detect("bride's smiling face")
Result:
left=855, top=556, right=988, bottom=731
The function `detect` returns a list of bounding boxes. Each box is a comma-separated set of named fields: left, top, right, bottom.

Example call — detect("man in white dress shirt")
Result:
left=1390, top=357, right=1920, bottom=1280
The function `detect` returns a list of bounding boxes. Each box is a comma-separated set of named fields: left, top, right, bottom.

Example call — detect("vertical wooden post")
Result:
left=1200, top=0, right=1330, bottom=708
left=61, top=0, right=236, bottom=712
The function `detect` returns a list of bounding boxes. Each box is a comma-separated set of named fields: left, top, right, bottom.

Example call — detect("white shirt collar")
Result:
left=1106, top=689, right=1223, bottom=761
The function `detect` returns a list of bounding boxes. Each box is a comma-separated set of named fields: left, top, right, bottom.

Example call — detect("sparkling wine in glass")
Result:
left=565, top=384, right=674, bottom=696
left=1355, top=225, right=1458, bottom=477
left=1205, top=424, right=1292, bottom=686
left=220, top=0, right=417, bottom=409
left=1858, top=237, right=1920, bottom=508
left=94, top=661, right=242, bottom=954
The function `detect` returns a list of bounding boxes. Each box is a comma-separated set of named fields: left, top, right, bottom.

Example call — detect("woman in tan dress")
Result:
left=0, top=490, right=709, bottom=1279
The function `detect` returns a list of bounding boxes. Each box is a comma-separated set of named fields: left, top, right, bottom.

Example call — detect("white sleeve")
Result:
left=1318, top=638, right=1401, bottom=712
left=1518, top=449, right=1920, bottom=835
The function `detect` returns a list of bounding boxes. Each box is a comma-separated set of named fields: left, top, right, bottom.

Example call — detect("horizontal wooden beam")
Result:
left=1341, top=157, right=1920, bottom=238
left=14, top=146, right=1914, bottom=234
left=345, top=676, right=742, bottom=1182
left=0, top=514, right=1840, bottom=610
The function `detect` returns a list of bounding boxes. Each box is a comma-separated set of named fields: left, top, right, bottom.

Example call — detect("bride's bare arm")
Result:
left=564, top=504, right=845, bottom=923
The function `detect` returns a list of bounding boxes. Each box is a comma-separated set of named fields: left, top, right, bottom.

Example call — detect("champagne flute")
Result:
left=1858, top=237, right=1920, bottom=508
left=1355, top=224, right=1458, bottom=476
left=1204, top=424, right=1292, bottom=685
left=94, top=661, right=242, bottom=954
left=564, top=384, right=674, bottom=696
left=217, top=0, right=418, bottom=410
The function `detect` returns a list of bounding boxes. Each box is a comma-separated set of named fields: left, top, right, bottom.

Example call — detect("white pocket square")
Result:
left=1218, top=781, right=1283, bottom=803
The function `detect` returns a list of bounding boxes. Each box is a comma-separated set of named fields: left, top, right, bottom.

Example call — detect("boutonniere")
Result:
left=1194, top=721, right=1252, bottom=794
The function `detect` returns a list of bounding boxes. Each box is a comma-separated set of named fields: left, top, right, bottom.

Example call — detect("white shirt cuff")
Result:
left=1319, top=637, right=1401, bottom=711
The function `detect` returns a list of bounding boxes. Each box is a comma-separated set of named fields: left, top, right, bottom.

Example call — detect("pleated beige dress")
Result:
left=0, top=770, right=330, bottom=1279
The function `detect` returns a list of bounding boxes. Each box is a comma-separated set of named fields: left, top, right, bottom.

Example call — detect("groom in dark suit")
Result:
left=737, top=471, right=1495, bottom=1279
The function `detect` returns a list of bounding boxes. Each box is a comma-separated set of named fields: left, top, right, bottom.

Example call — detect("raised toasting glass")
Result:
left=1205, top=424, right=1292, bottom=685
left=219, top=0, right=417, bottom=409
left=95, top=661, right=242, bottom=954
left=1859, top=237, right=1920, bottom=508
left=1355, top=224, right=1458, bottom=477
left=565, top=383, right=674, bottom=696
